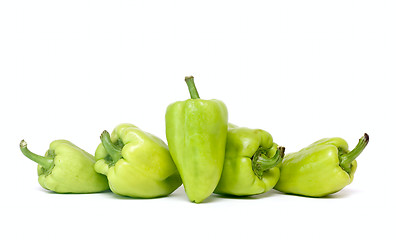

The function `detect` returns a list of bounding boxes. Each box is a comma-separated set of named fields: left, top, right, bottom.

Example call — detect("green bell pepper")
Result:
left=19, top=139, right=109, bottom=193
left=95, top=123, right=182, bottom=198
left=165, top=76, right=228, bottom=203
left=274, top=133, right=369, bottom=197
left=214, top=125, right=285, bottom=196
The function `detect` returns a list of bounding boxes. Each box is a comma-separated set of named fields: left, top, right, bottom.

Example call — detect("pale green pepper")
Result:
left=274, top=134, right=369, bottom=197
left=165, top=76, right=228, bottom=203
left=19, top=139, right=109, bottom=193
left=214, top=125, right=285, bottom=196
left=95, top=123, right=182, bottom=198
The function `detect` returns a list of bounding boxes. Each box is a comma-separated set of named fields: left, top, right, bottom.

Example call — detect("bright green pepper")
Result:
left=214, top=125, right=285, bottom=196
left=19, top=139, right=109, bottom=193
left=95, top=123, right=182, bottom=198
left=165, top=76, right=228, bottom=203
left=274, top=134, right=369, bottom=197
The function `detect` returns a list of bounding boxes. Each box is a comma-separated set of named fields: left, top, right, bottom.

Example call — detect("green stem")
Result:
left=19, top=140, right=53, bottom=169
left=100, top=130, right=122, bottom=163
left=185, top=76, right=200, bottom=99
left=252, top=146, right=285, bottom=179
left=340, top=133, right=369, bottom=173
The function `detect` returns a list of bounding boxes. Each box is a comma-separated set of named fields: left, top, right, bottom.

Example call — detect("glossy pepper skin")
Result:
left=165, top=76, right=228, bottom=203
left=95, top=123, right=182, bottom=198
left=19, top=139, right=109, bottom=193
left=274, top=134, right=369, bottom=197
left=214, top=124, right=285, bottom=196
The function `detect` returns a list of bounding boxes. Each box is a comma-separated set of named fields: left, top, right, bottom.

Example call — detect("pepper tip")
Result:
left=278, top=146, right=286, bottom=158
left=184, top=76, right=194, bottom=82
left=20, top=139, right=27, bottom=148
left=364, top=133, right=369, bottom=142
left=100, top=130, right=109, bottom=141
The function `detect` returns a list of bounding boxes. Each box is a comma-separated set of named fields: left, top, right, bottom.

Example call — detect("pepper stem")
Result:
left=19, top=140, right=53, bottom=169
left=252, top=146, right=285, bottom=179
left=339, top=133, right=369, bottom=173
left=100, top=130, right=122, bottom=163
left=185, top=76, right=200, bottom=99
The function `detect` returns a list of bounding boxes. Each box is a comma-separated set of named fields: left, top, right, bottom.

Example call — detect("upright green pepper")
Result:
left=274, top=134, right=369, bottom=197
left=95, top=123, right=182, bottom=198
left=166, top=76, right=228, bottom=203
left=214, top=125, right=285, bottom=196
left=19, top=139, right=109, bottom=193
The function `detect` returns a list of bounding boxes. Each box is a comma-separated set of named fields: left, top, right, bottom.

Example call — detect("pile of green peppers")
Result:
left=19, top=76, right=369, bottom=203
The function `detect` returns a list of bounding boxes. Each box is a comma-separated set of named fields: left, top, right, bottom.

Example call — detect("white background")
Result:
left=1, top=0, right=395, bottom=239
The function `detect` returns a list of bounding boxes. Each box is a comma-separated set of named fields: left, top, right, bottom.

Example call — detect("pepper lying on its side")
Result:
left=274, top=134, right=369, bottom=197
left=214, top=124, right=285, bottom=196
left=19, top=139, right=109, bottom=193
left=95, top=123, right=182, bottom=198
